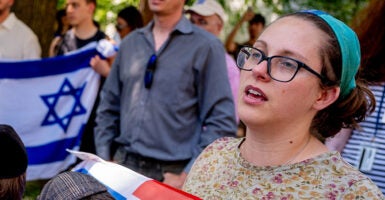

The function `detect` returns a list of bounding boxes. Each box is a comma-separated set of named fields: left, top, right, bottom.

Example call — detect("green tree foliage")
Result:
left=58, top=0, right=368, bottom=31
left=261, top=0, right=369, bottom=24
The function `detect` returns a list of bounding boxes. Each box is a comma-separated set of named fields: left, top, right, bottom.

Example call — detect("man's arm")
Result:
left=224, top=9, right=255, bottom=54
left=163, top=39, right=237, bottom=189
left=188, top=39, right=238, bottom=171
left=94, top=52, right=122, bottom=160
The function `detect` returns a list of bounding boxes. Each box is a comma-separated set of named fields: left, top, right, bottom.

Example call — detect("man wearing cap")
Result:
left=187, top=0, right=240, bottom=124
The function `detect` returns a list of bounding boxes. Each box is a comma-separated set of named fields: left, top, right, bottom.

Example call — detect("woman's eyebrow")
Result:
left=278, top=49, right=309, bottom=62
left=254, top=40, right=267, bottom=48
left=254, top=40, right=309, bottom=62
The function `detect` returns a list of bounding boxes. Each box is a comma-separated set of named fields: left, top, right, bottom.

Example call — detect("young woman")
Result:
left=115, top=6, right=143, bottom=41
left=183, top=10, right=384, bottom=199
left=48, top=9, right=71, bottom=57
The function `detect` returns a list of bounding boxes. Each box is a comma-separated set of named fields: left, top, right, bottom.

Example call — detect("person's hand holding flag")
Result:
left=90, top=39, right=119, bottom=77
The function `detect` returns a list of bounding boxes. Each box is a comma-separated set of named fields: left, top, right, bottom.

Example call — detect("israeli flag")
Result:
left=0, top=47, right=102, bottom=180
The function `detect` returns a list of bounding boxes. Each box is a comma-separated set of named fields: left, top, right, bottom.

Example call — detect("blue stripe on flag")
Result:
left=76, top=168, right=127, bottom=200
left=0, top=48, right=98, bottom=79
left=26, top=124, right=85, bottom=164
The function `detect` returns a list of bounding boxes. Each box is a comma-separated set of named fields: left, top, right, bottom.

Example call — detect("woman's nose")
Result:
left=251, top=59, right=270, bottom=82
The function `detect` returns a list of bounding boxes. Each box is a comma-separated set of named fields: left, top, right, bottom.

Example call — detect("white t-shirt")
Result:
left=0, top=13, right=41, bottom=60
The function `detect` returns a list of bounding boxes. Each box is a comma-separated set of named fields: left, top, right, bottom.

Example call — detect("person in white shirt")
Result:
left=0, top=0, right=41, bottom=60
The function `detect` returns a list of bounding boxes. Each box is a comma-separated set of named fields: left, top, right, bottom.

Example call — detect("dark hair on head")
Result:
left=351, top=0, right=385, bottom=83
left=118, top=6, right=144, bottom=30
left=0, top=173, right=26, bottom=200
left=54, top=9, right=68, bottom=36
left=56, top=9, right=66, bottom=22
left=282, top=12, right=375, bottom=141
left=249, top=14, right=265, bottom=26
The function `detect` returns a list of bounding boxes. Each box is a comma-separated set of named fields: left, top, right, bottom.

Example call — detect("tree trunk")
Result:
left=13, top=0, right=57, bottom=58
left=139, top=0, right=153, bottom=26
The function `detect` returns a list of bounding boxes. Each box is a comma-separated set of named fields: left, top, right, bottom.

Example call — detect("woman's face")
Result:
left=116, top=17, right=131, bottom=39
left=238, top=16, right=327, bottom=129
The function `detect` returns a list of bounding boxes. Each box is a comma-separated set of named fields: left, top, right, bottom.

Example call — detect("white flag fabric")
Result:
left=69, top=150, right=201, bottom=200
left=0, top=48, right=101, bottom=180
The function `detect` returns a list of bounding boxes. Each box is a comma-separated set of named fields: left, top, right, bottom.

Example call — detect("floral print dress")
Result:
left=183, top=137, right=384, bottom=200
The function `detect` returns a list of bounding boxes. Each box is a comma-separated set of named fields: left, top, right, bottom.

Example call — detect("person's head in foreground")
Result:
left=38, top=171, right=114, bottom=200
left=0, top=124, right=28, bottom=200
left=183, top=10, right=384, bottom=199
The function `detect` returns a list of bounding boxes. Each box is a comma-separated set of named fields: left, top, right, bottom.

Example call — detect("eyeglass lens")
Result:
left=237, top=47, right=300, bottom=82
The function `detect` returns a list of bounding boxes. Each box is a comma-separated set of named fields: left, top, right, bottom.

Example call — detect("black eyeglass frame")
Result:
left=237, top=46, right=329, bottom=83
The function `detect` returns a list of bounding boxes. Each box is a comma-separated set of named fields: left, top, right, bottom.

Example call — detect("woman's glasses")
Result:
left=144, top=54, right=157, bottom=89
left=237, top=46, right=327, bottom=83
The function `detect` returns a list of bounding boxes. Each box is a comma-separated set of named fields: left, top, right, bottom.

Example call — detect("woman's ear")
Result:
left=313, top=86, right=340, bottom=110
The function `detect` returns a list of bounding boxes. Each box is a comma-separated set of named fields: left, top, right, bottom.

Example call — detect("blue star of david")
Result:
left=41, top=78, right=87, bottom=132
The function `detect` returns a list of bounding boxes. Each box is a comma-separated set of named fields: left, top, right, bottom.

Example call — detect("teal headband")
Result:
left=300, top=10, right=360, bottom=98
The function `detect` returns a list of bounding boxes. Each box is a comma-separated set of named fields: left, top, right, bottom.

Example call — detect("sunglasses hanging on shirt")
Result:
left=144, top=54, right=157, bottom=89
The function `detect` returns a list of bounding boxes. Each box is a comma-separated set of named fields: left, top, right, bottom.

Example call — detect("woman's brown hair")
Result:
left=0, top=174, right=26, bottom=200
left=284, top=13, right=375, bottom=140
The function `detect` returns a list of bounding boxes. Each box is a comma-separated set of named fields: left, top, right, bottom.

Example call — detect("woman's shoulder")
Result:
left=305, top=152, right=384, bottom=198
left=336, top=159, right=384, bottom=198
left=196, top=137, right=241, bottom=160
left=207, top=137, right=242, bottom=151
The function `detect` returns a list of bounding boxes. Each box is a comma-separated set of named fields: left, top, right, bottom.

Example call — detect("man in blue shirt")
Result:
left=94, top=0, right=237, bottom=189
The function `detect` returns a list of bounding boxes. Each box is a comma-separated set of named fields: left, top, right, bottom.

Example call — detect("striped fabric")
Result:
left=341, top=84, right=385, bottom=194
